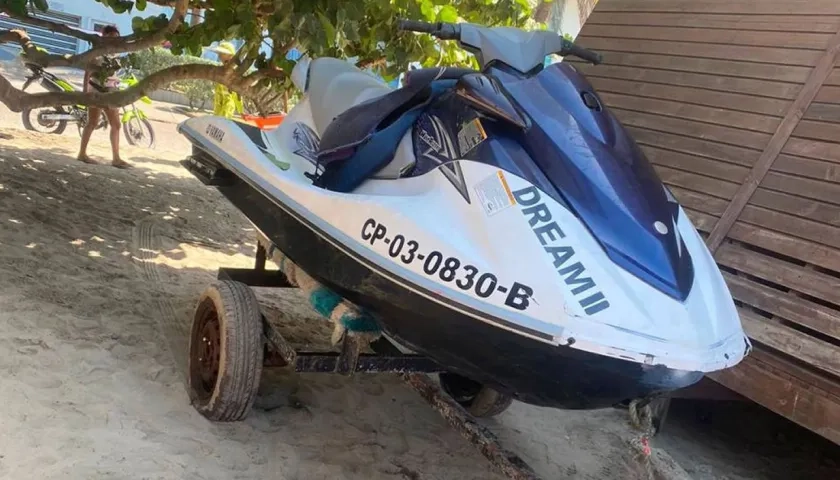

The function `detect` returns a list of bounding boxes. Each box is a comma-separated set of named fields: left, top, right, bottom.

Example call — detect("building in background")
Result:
left=0, top=1, right=196, bottom=56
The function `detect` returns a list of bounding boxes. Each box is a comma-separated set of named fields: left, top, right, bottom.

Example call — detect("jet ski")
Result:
left=176, top=20, right=751, bottom=410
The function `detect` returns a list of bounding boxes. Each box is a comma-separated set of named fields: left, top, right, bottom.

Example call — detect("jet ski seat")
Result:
left=306, top=58, right=416, bottom=179
left=307, top=60, right=474, bottom=192
left=307, top=58, right=391, bottom=135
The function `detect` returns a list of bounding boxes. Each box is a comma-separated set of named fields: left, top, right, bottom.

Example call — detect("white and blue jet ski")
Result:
left=177, top=20, right=751, bottom=409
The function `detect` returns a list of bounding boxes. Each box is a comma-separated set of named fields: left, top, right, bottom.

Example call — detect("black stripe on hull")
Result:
left=215, top=179, right=703, bottom=409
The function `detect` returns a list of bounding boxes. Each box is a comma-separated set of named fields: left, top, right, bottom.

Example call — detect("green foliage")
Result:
left=165, top=0, right=534, bottom=84
left=127, top=47, right=216, bottom=110
left=178, top=78, right=214, bottom=110
left=3, top=0, right=536, bottom=101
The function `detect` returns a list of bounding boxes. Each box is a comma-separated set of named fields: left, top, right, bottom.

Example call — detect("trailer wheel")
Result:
left=439, top=372, right=513, bottom=418
left=188, top=281, right=263, bottom=422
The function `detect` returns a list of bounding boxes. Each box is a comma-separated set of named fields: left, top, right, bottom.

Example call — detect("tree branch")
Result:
left=0, top=63, right=234, bottom=112
left=71, top=0, right=190, bottom=68
left=148, top=0, right=211, bottom=8
left=0, top=0, right=189, bottom=70
left=532, top=1, right=552, bottom=24
left=357, top=57, right=387, bottom=69
left=0, top=7, right=101, bottom=44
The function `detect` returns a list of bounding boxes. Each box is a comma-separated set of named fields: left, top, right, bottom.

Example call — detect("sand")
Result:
left=0, top=126, right=671, bottom=480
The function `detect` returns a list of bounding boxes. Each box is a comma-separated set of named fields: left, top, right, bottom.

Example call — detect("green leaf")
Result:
left=136, top=0, right=147, bottom=10
left=317, top=12, right=336, bottom=48
left=438, top=5, right=458, bottom=23
left=420, top=0, right=435, bottom=21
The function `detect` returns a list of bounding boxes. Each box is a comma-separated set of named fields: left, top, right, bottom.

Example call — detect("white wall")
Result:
left=548, top=0, right=583, bottom=39
left=48, top=1, right=174, bottom=53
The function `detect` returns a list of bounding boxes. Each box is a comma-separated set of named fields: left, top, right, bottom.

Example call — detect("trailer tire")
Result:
left=439, top=372, right=513, bottom=418
left=188, top=280, right=263, bottom=422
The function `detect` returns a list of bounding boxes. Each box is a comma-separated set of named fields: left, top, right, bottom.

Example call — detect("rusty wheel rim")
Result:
left=191, top=301, right=221, bottom=402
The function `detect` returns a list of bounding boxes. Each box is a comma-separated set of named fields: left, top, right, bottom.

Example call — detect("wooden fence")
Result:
left=569, top=0, right=840, bottom=444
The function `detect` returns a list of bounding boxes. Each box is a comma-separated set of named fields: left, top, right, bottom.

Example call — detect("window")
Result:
left=92, top=22, right=116, bottom=35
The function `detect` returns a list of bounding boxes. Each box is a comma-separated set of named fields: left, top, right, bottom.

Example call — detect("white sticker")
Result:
left=474, top=171, right=516, bottom=217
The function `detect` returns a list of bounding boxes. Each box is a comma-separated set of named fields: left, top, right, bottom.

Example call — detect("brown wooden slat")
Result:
left=827, top=68, right=840, bottom=85
left=761, top=170, right=840, bottom=205
left=683, top=207, right=718, bottom=232
left=738, top=203, right=840, bottom=248
left=590, top=77, right=790, bottom=117
left=654, top=165, right=740, bottom=200
left=708, top=352, right=840, bottom=446
left=726, top=221, right=840, bottom=274
left=705, top=27, right=840, bottom=252
left=596, top=1, right=840, bottom=15
left=586, top=12, right=840, bottom=33
left=635, top=134, right=840, bottom=188
left=772, top=154, right=840, bottom=182
left=803, top=102, right=840, bottom=121
left=583, top=38, right=822, bottom=67
left=668, top=186, right=728, bottom=217
left=569, top=51, right=813, bottom=83
left=790, top=119, right=840, bottom=142
left=725, top=273, right=840, bottom=342
left=628, top=127, right=761, bottom=167
left=738, top=308, right=840, bottom=379
left=749, top=188, right=840, bottom=228
left=601, top=92, right=780, bottom=133
left=747, top=348, right=840, bottom=402
left=716, top=242, right=840, bottom=302
left=576, top=64, right=802, bottom=100
left=782, top=136, right=840, bottom=162
left=815, top=85, right=840, bottom=103
left=645, top=147, right=749, bottom=183
left=656, top=151, right=840, bottom=228
left=612, top=110, right=772, bottom=150
left=582, top=25, right=831, bottom=50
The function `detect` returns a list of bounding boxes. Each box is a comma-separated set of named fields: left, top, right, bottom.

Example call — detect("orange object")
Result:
left=241, top=112, right=286, bottom=130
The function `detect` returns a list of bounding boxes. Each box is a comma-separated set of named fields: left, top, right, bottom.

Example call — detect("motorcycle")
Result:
left=19, top=61, right=156, bottom=148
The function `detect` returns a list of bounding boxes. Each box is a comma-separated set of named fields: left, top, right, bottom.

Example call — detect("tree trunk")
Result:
left=533, top=1, right=553, bottom=23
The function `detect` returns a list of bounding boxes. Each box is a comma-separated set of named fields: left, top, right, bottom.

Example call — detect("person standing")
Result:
left=208, top=41, right=244, bottom=119
left=77, top=25, right=132, bottom=169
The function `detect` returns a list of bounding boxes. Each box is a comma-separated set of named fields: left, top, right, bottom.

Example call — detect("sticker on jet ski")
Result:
left=474, top=170, right=517, bottom=217
left=291, top=122, right=320, bottom=164
left=205, top=124, right=225, bottom=143
left=361, top=218, right=534, bottom=311
left=512, top=186, right=611, bottom=316
left=415, top=114, right=471, bottom=204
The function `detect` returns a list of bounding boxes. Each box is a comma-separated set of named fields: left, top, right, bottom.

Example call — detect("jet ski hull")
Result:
left=214, top=176, right=703, bottom=409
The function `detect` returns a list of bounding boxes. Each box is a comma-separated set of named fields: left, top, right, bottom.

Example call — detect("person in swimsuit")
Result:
left=77, top=25, right=132, bottom=169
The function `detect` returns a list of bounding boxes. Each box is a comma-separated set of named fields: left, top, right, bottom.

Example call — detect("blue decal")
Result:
left=512, top=186, right=610, bottom=315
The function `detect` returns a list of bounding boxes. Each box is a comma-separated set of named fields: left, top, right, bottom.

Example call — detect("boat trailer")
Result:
left=187, top=236, right=663, bottom=480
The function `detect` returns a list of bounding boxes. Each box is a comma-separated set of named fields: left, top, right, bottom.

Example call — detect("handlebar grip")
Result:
left=397, top=20, right=438, bottom=33
left=565, top=42, right=602, bottom=65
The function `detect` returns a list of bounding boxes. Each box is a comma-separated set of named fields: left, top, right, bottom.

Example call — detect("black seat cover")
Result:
left=317, top=66, right=476, bottom=165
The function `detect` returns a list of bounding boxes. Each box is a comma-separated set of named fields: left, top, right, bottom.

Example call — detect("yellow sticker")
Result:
left=457, top=117, right=488, bottom=156
left=497, top=170, right=516, bottom=205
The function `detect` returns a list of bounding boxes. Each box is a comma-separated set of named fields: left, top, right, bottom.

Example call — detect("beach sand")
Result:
left=0, top=128, right=663, bottom=480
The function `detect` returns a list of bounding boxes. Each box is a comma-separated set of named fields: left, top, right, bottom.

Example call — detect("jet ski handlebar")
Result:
left=396, top=19, right=602, bottom=65
left=397, top=20, right=460, bottom=40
